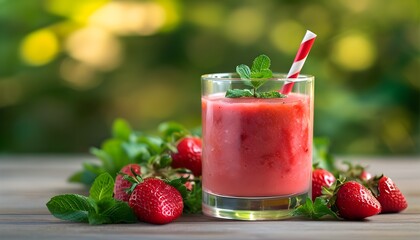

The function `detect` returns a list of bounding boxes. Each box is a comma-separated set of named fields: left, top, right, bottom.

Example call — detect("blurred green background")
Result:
left=0, top=0, right=418, bottom=155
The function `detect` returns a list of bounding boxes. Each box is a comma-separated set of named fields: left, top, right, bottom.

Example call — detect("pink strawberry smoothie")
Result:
left=202, top=93, right=313, bottom=197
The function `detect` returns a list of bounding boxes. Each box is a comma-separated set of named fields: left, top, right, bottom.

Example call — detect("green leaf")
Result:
left=166, top=176, right=202, bottom=214
left=69, top=162, right=105, bottom=186
left=121, top=142, right=150, bottom=163
left=183, top=182, right=202, bottom=214
left=251, top=54, right=271, bottom=72
left=159, top=154, right=172, bottom=168
left=292, top=197, right=338, bottom=220
left=225, top=89, right=254, bottom=98
left=167, top=177, right=189, bottom=199
left=249, top=79, right=265, bottom=89
left=190, top=126, right=202, bottom=137
left=236, top=64, right=251, bottom=79
left=255, top=91, right=286, bottom=98
left=313, top=138, right=336, bottom=172
left=68, top=171, right=83, bottom=183
left=90, top=147, right=114, bottom=172
left=158, top=121, right=189, bottom=141
left=250, top=69, right=273, bottom=79
left=101, top=139, right=130, bottom=173
left=101, top=199, right=137, bottom=223
left=88, top=211, right=111, bottom=225
left=89, top=173, right=114, bottom=201
left=136, top=135, right=164, bottom=155
left=312, top=197, right=338, bottom=219
left=112, top=118, right=132, bottom=141
left=234, top=54, right=274, bottom=93
left=46, top=194, right=94, bottom=222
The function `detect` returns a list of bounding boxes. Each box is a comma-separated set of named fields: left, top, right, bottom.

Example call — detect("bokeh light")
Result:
left=19, top=29, right=59, bottom=66
left=187, top=2, right=225, bottom=29
left=89, top=1, right=166, bottom=36
left=44, top=0, right=109, bottom=23
left=60, top=58, right=100, bottom=90
left=331, top=33, right=376, bottom=71
left=269, top=20, right=305, bottom=55
left=65, top=26, right=122, bottom=71
left=224, top=7, right=266, bottom=46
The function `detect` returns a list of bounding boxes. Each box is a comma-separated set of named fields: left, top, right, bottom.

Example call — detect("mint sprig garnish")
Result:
left=226, top=54, right=286, bottom=98
left=225, top=89, right=253, bottom=98
left=47, top=172, right=137, bottom=224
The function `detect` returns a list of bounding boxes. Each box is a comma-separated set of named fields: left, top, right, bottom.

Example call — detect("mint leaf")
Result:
left=100, top=199, right=137, bottom=223
left=250, top=69, right=273, bottom=79
left=249, top=54, right=273, bottom=90
left=158, top=121, right=189, bottom=142
left=249, top=79, right=265, bottom=90
left=184, top=182, right=202, bottom=214
left=229, top=54, right=276, bottom=99
left=121, top=141, right=150, bottom=162
left=255, top=91, right=286, bottom=99
left=88, top=211, right=111, bottom=225
left=68, top=163, right=104, bottom=186
left=46, top=194, right=94, bottom=222
left=292, top=197, right=338, bottom=220
left=49, top=173, right=137, bottom=225
left=312, top=197, right=338, bottom=219
left=101, top=139, right=130, bottom=173
left=313, top=138, right=336, bottom=173
left=251, top=54, right=271, bottom=72
left=236, top=64, right=251, bottom=79
left=225, top=89, right=253, bottom=98
left=112, top=118, right=132, bottom=141
left=90, top=148, right=114, bottom=173
left=89, top=173, right=114, bottom=201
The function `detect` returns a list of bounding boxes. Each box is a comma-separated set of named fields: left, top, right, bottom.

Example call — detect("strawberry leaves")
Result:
left=166, top=176, right=202, bottom=214
left=47, top=173, right=137, bottom=225
left=292, top=197, right=338, bottom=220
left=68, top=119, right=194, bottom=186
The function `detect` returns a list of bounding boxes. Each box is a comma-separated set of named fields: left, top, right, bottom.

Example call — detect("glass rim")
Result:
left=201, top=73, right=314, bottom=82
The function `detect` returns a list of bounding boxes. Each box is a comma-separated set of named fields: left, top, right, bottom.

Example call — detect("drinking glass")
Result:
left=201, top=73, right=314, bottom=220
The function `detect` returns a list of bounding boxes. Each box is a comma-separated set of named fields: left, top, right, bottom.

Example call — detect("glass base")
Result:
left=202, top=191, right=307, bottom=220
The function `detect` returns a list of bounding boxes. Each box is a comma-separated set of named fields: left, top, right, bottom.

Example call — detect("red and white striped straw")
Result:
left=280, top=30, right=317, bottom=94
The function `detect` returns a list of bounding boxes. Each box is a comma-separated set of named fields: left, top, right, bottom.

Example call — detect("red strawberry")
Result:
left=113, top=164, right=141, bottom=202
left=128, top=178, right=183, bottom=224
left=375, top=176, right=407, bottom=213
left=312, top=168, right=336, bottom=200
left=335, top=181, right=381, bottom=220
left=171, top=137, right=202, bottom=176
left=360, top=171, right=372, bottom=181
left=178, top=173, right=194, bottom=191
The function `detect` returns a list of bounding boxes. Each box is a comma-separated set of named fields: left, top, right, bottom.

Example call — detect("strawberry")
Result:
left=335, top=181, right=381, bottom=220
left=128, top=178, right=183, bottom=224
left=171, top=137, right=202, bottom=176
left=374, top=176, right=407, bottom=213
left=312, top=168, right=336, bottom=200
left=178, top=173, right=194, bottom=191
left=360, top=171, right=372, bottom=181
left=113, top=164, right=141, bottom=202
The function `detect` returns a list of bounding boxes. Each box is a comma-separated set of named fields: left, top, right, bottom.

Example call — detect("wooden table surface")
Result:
left=0, top=155, right=419, bottom=240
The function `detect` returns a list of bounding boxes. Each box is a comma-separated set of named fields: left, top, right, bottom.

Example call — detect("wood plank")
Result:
left=0, top=155, right=419, bottom=240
